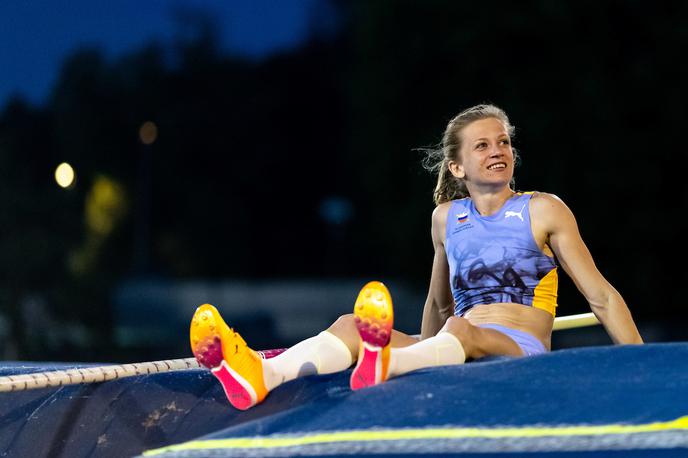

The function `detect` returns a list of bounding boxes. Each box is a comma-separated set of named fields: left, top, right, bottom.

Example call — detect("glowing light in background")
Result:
left=139, top=121, right=158, bottom=145
left=68, top=175, right=128, bottom=276
left=319, top=196, right=353, bottom=226
left=85, top=176, right=127, bottom=237
left=55, top=162, right=75, bottom=188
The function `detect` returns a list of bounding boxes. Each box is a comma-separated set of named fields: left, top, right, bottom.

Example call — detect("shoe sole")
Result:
left=350, top=281, right=394, bottom=390
left=190, top=304, right=228, bottom=369
left=189, top=304, right=262, bottom=410
left=353, top=281, right=394, bottom=347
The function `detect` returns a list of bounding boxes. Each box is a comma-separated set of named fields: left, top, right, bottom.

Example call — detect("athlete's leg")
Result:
left=264, top=312, right=417, bottom=389
left=386, top=331, right=466, bottom=379
left=441, top=316, right=524, bottom=359
left=191, top=304, right=362, bottom=410
left=328, top=313, right=418, bottom=356
left=349, top=288, right=524, bottom=387
left=261, top=325, right=353, bottom=391
left=190, top=296, right=416, bottom=409
left=386, top=316, right=523, bottom=380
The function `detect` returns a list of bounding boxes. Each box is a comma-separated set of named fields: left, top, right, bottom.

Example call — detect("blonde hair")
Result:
left=422, top=104, right=518, bottom=205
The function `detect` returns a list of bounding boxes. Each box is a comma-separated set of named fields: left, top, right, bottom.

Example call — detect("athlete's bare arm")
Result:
left=420, top=203, right=455, bottom=340
left=530, top=193, right=643, bottom=344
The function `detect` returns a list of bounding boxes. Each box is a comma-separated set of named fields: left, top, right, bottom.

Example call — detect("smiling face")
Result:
left=447, top=117, right=515, bottom=193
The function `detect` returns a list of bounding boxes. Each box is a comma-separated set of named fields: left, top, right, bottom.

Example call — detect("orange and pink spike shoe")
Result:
left=190, top=304, right=268, bottom=410
left=350, top=281, right=394, bottom=390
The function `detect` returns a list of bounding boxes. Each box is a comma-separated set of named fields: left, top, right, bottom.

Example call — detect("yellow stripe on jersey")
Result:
left=532, top=267, right=558, bottom=317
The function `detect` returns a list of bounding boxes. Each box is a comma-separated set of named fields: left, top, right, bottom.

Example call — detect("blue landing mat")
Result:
left=1, top=343, right=687, bottom=457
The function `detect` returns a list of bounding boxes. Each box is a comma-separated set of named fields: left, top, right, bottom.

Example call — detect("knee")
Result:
left=329, top=313, right=356, bottom=333
left=326, top=314, right=359, bottom=355
left=441, top=316, right=474, bottom=341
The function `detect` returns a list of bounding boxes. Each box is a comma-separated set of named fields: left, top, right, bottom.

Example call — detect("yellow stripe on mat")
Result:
left=144, top=415, right=688, bottom=455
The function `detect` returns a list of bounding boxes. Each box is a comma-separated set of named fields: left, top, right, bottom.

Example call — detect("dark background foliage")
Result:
left=1, top=0, right=686, bottom=362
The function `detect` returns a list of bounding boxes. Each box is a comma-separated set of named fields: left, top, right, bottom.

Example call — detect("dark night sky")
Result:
left=0, top=0, right=327, bottom=106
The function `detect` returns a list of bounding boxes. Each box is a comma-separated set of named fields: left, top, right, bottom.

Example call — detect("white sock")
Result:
left=388, top=332, right=466, bottom=379
left=262, top=331, right=353, bottom=391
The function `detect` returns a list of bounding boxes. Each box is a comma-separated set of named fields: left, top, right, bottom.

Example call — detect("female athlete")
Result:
left=190, top=104, right=643, bottom=410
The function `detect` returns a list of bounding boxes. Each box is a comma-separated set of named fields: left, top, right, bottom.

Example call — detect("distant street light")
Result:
left=139, top=121, right=158, bottom=145
left=55, top=162, right=75, bottom=188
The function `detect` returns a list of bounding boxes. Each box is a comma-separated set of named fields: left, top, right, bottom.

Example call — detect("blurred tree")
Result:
left=0, top=9, right=351, bottom=359
left=0, top=98, right=83, bottom=357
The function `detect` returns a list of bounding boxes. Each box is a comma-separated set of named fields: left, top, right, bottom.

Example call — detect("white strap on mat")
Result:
left=0, top=358, right=200, bottom=392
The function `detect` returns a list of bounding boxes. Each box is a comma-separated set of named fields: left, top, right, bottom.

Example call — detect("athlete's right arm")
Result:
left=420, top=204, right=455, bottom=340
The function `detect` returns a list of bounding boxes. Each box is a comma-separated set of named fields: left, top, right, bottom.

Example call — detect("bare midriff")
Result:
left=463, top=303, right=554, bottom=350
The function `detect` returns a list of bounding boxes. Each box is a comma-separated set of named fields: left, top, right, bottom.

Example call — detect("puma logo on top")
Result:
left=505, top=203, right=527, bottom=222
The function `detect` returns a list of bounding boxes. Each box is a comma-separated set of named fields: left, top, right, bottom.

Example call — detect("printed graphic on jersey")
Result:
left=445, top=193, right=558, bottom=316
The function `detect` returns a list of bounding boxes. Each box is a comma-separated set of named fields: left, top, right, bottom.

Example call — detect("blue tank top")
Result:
left=445, top=192, right=558, bottom=317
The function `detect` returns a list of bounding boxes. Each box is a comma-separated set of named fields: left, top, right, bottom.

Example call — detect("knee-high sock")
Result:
left=388, top=332, right=466, bottom=379
left=262, top=331, right=353, bottom=391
